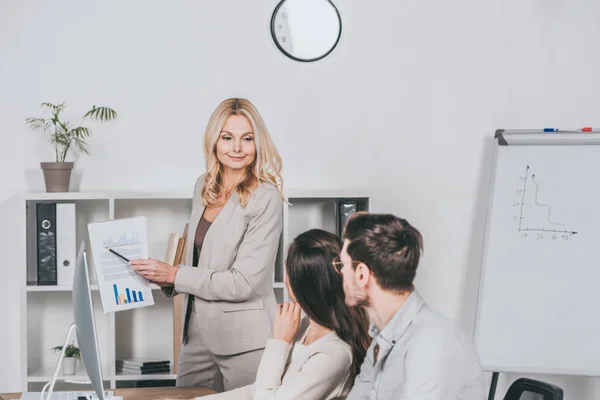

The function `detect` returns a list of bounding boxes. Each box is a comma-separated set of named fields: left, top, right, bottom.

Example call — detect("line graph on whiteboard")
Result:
left=512, top=165, right=578, bottom=240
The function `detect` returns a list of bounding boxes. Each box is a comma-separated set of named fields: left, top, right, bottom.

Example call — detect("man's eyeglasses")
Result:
left=332, top=256, right=361, bottom=275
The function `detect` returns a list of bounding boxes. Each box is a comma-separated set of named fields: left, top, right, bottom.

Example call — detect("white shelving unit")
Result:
left=19, top=189, right=369, bottom=390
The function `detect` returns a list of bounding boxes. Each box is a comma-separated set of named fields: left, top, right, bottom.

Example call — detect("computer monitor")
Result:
left=73, top=240, right=105, bottom=400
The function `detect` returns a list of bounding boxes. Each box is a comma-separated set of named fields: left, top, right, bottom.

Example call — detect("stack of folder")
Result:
left=116, top=358, right=170, bottom=375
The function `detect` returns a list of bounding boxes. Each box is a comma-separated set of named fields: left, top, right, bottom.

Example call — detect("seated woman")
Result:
left=202, top=229, right=371, bottom=400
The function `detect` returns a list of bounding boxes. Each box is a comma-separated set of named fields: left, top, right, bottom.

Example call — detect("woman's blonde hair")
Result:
left=202, top=97, right=284, bottom=208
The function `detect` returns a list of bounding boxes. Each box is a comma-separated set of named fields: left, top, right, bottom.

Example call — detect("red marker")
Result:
left=581, top=127, right=594, bottom=132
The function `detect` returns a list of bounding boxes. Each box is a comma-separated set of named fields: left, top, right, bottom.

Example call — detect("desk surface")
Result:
left=0, top=387, right=216, bottom=400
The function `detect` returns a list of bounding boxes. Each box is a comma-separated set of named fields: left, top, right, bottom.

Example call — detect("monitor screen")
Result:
left=73, top=241, right=105, bottom=400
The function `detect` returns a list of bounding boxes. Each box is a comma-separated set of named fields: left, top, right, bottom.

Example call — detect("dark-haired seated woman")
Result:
left=201, top=229, right=371, bottom=400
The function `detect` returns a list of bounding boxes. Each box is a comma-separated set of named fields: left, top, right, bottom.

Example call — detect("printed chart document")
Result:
left=87, top=216, right=154, bottom=312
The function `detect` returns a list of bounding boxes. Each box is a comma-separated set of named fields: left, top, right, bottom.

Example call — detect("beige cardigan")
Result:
left=202, top=319, right=354, bottom=400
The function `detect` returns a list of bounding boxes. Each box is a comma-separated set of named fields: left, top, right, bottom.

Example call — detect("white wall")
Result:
left=1, top=0, right=600, bottom=397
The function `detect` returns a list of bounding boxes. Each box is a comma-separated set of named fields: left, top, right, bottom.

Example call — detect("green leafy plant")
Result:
left=51, top=343, right=81, bottom=360
left=25, top=101, right=117, bottom=162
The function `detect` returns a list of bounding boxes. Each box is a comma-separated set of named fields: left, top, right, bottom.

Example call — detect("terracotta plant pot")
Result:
left=40, top=162, right=73, bottom=192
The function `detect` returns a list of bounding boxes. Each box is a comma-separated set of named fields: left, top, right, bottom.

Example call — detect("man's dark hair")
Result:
left=343, top=212, right=424, bottom=292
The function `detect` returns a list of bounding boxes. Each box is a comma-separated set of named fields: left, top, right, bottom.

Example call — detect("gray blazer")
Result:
left=162, top=174, right=283, bottom=356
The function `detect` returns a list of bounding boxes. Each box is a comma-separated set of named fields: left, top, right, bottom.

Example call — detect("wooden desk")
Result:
left=0, top=386, right=216, bottom=400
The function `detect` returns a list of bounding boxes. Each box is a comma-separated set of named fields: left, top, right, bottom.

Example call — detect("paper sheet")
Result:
left=87, top=216, right=154, bottom=312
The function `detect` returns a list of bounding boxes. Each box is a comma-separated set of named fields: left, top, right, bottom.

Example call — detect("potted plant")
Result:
left=51, top=343, right=81, bottom=375
left=25, top=101, right=117, bottom=192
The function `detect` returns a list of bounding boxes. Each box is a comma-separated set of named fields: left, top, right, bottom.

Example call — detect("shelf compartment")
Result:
left=26, top=291, right=112, bottom=379
left=26, top=199, right=110, bottom=287
left=114, top=294, right=174, bottom=372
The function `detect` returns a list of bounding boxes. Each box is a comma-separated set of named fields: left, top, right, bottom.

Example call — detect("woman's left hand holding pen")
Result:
left=130, top=258, right=179, bottom=286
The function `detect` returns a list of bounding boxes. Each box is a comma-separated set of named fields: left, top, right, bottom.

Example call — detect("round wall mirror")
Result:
left=270, top=0, right=342, bottom=62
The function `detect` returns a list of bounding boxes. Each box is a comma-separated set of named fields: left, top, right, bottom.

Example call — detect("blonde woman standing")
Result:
left=130, top=98, right=284, bottom=392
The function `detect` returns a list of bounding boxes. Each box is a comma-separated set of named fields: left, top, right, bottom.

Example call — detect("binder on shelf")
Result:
left=57, top=203, right=77, bottom=286
left=337, top=200, right=358, bottom=236
left=36, top=203, right=57, bottom=285
left=35, top=202, right=77, bottom=286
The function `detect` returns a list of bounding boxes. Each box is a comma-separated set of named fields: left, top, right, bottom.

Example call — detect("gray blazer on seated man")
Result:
left=335, top=212, right=486, bottom=400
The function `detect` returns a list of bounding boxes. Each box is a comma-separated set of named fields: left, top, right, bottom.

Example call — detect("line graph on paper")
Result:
left=103, top=231, right=142, bottom=248
left=512, top=165, right=577, bottom=241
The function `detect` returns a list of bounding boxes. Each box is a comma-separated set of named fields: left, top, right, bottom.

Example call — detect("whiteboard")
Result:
left=474, top=130, right=600, bottom=376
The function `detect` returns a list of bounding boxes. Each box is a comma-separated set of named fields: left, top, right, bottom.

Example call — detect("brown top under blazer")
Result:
left=162, top=174, right=283, bottom=356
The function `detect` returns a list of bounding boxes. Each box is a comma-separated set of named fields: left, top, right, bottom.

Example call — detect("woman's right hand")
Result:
left=273, top=302, right=301, bottom=344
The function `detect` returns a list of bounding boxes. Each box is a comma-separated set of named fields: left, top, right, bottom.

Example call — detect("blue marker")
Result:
left=544, top=128, right=559, bottom=132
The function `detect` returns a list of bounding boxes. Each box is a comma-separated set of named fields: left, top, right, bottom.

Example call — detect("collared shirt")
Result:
left=346, top=290, right=486, bottom=400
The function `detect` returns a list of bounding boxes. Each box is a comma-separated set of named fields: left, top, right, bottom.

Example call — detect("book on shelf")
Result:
left=117, top=368, right=171, bottom=375
left=116, top=359, right=171, bottom=375
left=116, top=358, right=170, bottom=368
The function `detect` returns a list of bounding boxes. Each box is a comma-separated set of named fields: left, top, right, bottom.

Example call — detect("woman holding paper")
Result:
left=130, top=97, right=284, bottom=392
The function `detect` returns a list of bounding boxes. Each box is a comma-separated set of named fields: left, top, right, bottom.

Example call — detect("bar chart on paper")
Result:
left=113, top=283, right=146, bottom=305
left=88, top=216, right=155, bottom=312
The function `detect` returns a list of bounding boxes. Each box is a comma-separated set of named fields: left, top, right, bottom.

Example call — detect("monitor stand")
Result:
left=39, top=323, right=93, bottom=400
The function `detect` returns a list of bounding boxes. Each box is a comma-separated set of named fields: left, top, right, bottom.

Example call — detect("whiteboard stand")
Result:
left=487, top=372, right=499, bottom=400
left=475, top=129, right=600, bottom=399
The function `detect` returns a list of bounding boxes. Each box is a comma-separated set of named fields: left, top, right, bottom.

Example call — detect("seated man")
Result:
left=337, top=212, right=486, bottom=400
